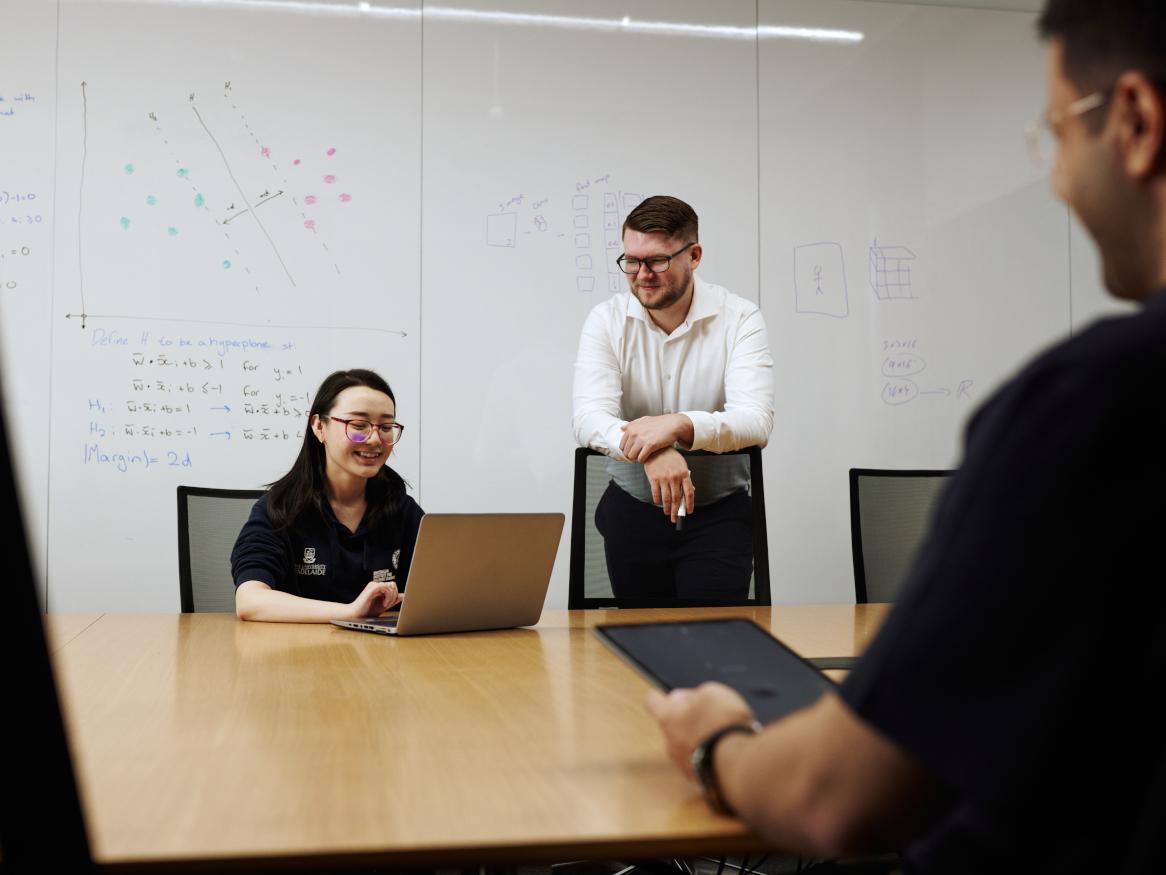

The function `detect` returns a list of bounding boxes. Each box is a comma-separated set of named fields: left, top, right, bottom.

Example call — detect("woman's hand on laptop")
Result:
left=348, top=580, right=402, bottom=618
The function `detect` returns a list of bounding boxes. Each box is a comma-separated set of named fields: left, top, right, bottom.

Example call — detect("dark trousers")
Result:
left=594, top=482, right=754, bottom=604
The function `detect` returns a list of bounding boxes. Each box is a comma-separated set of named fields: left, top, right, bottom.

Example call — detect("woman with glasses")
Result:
left=231, top=368, right=423, bottom=622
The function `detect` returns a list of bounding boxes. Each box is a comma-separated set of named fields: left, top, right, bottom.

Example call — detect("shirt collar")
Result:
left=320, top=498, right=370, bottom=536
left=686, top=275, right=719, bottom=324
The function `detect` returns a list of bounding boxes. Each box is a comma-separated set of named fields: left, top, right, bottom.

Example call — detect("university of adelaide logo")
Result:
left=295, top=546, right=326, bottom=576
left=371, top=550, right=402, bottom=583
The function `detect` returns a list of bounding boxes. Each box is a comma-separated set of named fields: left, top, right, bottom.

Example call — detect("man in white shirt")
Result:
left=572, top=195, right=775, bottom=603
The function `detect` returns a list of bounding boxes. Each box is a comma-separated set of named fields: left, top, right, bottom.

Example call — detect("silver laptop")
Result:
left=331, top=513, right=563, bottom=636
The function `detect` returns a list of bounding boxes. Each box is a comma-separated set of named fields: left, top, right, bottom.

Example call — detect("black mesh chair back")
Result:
left=177, top=486, right=264, bottom=612
left=849, top=468, right=953, bottom=603
left=569, top=447, right=770, bottom=609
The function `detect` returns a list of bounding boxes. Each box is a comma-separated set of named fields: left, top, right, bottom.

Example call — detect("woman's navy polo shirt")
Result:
left=231, top=493, right=425, bottom=604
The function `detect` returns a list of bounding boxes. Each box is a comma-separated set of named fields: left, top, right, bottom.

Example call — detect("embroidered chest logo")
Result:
left=372, top=552, right=401, bottom=584
left=295, top=546, right=327, bottom=576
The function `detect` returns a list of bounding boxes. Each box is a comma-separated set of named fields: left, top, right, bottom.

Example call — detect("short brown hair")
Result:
left=1038, top=0, right=1166, bottom=91
left=623, top=195, right=699, bottom=243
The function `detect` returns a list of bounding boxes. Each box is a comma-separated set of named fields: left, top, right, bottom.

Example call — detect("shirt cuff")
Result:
left=683, top=410, right=716, bottom=451
left=603, top=419, right=630, bottom=460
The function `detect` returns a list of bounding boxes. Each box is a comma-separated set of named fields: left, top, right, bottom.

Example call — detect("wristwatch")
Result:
left=690, top=721, right=763, bottom=815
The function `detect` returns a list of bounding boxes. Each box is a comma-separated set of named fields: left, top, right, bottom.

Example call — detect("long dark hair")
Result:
left=266, top=369, right=407, bottom=534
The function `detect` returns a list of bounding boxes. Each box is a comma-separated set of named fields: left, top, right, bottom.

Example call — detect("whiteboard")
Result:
left=759, top=0, right=1075, bottom=601
left=417, top=0, right=762, bottom=596
left=1, top=0, right=57, bottom=602
left=1, top=0, right=1119, bottom=611
left=22, top=0, right=423, bottom=610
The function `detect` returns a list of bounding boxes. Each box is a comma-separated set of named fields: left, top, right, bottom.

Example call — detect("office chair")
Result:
left=569, top=446, right=770, bottom=608
left=177, top=485, right=264, bottom=612
left=848, top=468, right=953, bottom=604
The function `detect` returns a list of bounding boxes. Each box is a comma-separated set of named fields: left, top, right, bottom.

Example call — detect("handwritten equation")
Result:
left=1, top=189, right=44, bottom=232
left=879, top=338, right=974, bottom=406
left=0, top=244, right=34, bottom=291
left=82, top=328, right=317, bottom=473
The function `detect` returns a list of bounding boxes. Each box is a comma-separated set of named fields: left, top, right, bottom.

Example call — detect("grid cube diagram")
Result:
left=869, top=245, right=917, bottom=300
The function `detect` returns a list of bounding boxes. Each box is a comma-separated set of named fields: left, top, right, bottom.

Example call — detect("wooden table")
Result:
left=46, top=604, right=890, bottom=871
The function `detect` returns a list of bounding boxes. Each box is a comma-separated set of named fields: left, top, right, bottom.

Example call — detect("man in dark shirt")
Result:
left=645, top=2, right=1166, bottom=871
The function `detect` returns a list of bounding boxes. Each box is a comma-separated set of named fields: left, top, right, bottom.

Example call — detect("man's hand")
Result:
left=347, top=580, right=401, bottom=618
left=644, top=447, right=695, bottom=522
left=645, top=682, right=757, bottom=778
left=620, top=413, right=693, bottom=462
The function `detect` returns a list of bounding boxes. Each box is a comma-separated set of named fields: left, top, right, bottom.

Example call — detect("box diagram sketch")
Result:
left=794, top=242, right=848, bottom=318
left=483, top=177, right=642, bottom=294
left=487, top=212, right=518, bottom=247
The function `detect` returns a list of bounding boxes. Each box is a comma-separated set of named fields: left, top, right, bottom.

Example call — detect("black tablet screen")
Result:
left=595, top=618, right=835, bottom=724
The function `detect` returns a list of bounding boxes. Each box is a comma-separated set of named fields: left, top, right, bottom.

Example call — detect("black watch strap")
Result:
left=691, top=721, right=762, bottom=815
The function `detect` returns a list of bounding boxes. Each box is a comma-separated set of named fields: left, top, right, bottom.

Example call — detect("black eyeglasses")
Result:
left=323, top=416, right=405, bottom=445
left=615, top=242, right=695, bottom=275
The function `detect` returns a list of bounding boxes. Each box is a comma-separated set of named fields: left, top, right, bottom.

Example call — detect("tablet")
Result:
left=594, top=618, right=836, bottom=724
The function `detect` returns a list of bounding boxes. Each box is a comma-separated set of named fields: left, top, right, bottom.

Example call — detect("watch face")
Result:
left=692, top=734, right=720, bottom=793
left=691, top=745, right=705, bottom=772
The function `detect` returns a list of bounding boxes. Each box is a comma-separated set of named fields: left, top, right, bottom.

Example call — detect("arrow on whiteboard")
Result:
left=209, top=431, right=231, bottom=439
left=210, top=405, right=231, bottom=413
left=919, top=388, right=951, bottom=397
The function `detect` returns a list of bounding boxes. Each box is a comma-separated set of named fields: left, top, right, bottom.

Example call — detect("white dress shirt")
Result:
left=572, top=275, right=775, bottom=503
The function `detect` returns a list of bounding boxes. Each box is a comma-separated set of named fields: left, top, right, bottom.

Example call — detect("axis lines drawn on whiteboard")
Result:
left=869, top=239, right=917, bottom=300
left=485, top=175, right=642, bottom=293
left=68, top=82, right=384, bottom=333
left=62, top=312, right=407, bottom=337
left=221, top=81, right=345, bottom=277
left=880, top=339, right=974, bottom=407
left=794, top=242, right=848, bottom=318
left=78, top=82, right=90, bottom=322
